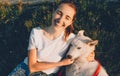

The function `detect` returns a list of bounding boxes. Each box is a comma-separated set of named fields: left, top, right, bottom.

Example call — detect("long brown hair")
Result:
left=58, top=1, right=77, bottom=41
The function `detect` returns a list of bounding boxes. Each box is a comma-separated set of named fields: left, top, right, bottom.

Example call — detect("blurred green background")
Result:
left=0, top=0, right=120, bottom=76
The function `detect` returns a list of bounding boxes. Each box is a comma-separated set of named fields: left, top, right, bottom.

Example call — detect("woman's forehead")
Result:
left=57, top=4, right=75, bottom=17
left=58, top=4, right=75, bottom=12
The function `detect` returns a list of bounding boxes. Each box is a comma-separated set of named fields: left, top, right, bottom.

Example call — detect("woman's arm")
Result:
left=28, top=48, right=74, bottom=73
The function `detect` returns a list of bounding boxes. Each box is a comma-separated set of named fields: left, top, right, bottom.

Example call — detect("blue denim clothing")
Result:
left=8, top=62, right=57, bottom=76
left=8, top=62, right=30, bottom=76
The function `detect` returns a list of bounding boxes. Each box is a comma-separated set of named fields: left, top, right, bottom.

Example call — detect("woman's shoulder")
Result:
left=32, top=27, right=41, bottom=31
left=69, top=33, right=76, bottom=39
left=67, top=33, right=75, bottom=42
left=31, top=27, right=42, bottom=33
left=30, top=27, right=43, bottom=36
left=66, top=33, right=75, bottom=43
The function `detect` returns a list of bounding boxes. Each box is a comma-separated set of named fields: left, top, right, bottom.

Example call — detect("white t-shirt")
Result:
left=24, top=27, right=75, bottom=74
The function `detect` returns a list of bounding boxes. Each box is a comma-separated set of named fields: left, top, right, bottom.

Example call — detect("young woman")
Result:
left=28, top=1, right=77, bottom=75
left=8, top=1, right=94, bottom=76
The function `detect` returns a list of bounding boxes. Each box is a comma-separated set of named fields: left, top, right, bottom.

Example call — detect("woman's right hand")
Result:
left=59, top=58, right=74, bottom=66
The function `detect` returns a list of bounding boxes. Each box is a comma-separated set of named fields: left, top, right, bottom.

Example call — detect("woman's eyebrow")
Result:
left=56, top=9, right=72, bottom=20
left=56, top=9, right=62, bottom=13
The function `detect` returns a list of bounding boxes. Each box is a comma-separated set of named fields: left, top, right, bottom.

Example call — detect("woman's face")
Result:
left=52, top=4, right=75, bottom=30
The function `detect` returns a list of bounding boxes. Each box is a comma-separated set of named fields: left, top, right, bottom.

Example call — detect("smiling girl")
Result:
left=8, top=1, right=95, bottom=76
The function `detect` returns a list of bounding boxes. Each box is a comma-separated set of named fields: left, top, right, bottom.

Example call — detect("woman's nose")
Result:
left=58, top=15, right=65, bottom=23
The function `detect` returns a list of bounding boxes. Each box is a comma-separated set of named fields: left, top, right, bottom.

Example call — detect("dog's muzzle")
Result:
left=67, top=55, right=72, bottom=59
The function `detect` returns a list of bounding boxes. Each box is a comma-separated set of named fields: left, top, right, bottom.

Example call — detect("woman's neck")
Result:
left=43, top=26, right=64, bottom=40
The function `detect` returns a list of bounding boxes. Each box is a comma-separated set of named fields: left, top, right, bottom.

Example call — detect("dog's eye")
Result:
left=77, top=47, right=81, bottom=49
left=69, top=44, right=72, bottom=47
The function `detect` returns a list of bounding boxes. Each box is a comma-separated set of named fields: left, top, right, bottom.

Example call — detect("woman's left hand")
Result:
left=86, top=51, right=95, bottom=62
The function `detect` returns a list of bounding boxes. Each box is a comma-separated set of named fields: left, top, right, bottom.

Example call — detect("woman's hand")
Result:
left=86, top=51, right=95, bottom=62
left=59, top=58, right=74, bottom=66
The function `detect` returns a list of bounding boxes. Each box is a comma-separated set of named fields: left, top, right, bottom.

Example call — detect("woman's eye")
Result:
left=66, top=16, right=70, bottom=20
left=77, top=47, right=81, bottom=49
left=56, top=11, right=62, bottom=15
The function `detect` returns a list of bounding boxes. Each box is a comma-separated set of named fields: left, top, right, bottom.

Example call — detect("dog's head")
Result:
left=67, top=30, right=98, bottom=60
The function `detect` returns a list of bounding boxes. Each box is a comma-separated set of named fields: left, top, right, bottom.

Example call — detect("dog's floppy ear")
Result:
left=88, top=40, right=98, bottom=46
left=77, top=30, right=84, bottom=36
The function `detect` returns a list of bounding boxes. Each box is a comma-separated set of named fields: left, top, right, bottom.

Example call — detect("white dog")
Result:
left=66, top=30, right=108, bottom=76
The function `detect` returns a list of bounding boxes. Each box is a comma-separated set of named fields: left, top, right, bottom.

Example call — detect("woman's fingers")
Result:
left=61, top=58, right=74, bottom=66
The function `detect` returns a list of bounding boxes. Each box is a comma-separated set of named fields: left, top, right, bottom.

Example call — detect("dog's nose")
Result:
left=67, top=55, right=72, bottom=59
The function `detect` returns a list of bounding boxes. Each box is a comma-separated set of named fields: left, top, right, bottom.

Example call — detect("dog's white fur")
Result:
left=66, top=30, right=108, bottom=76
